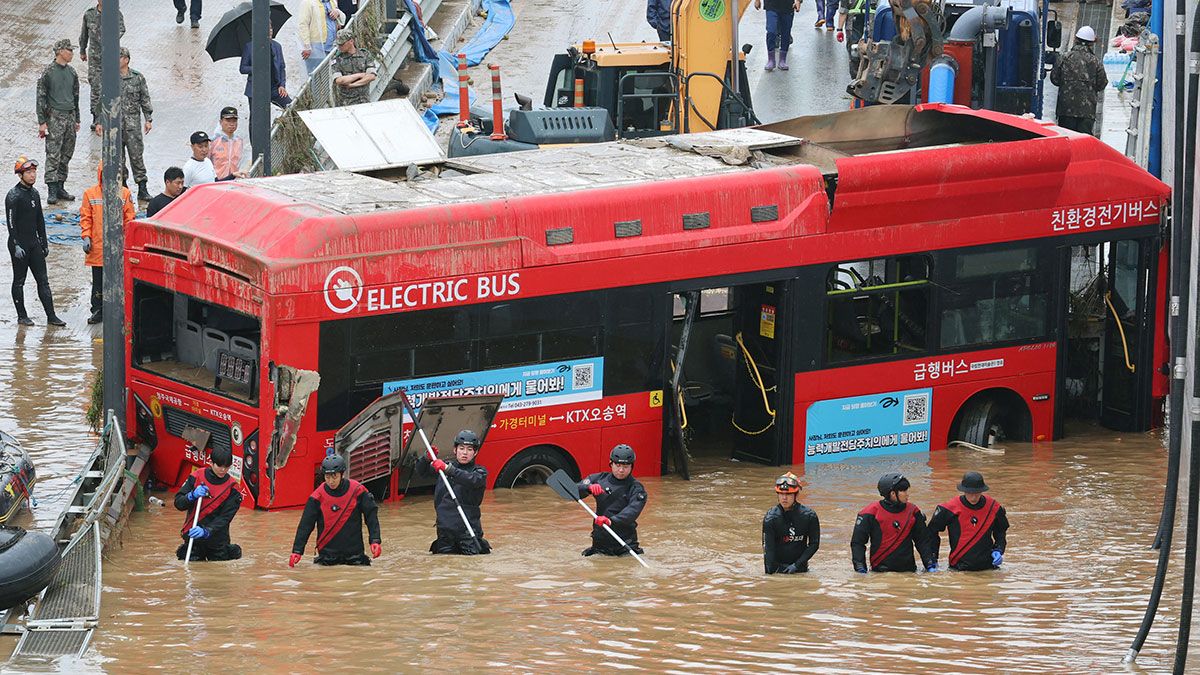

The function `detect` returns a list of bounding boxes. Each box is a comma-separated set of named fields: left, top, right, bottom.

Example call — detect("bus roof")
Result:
left=130, top=104, right=1169, bottom=295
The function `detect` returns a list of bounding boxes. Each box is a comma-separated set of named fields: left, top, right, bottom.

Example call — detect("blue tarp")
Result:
left=415, top=0, right=516, bottom=130
left=3, top=210, right=146, bottom=247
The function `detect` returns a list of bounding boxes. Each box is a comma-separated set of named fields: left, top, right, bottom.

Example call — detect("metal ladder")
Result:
left=1124, top=31, right=1161, bottom=168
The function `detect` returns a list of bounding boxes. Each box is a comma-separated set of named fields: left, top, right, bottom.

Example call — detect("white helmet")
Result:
left=1076, top=26, right=1096, bottom=42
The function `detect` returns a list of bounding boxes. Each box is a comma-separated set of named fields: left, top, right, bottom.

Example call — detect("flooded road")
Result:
left=72, top=424, right=1180, bottom=672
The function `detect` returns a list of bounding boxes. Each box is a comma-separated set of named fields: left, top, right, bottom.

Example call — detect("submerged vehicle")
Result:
left=0, top=431, right=35, bottom=524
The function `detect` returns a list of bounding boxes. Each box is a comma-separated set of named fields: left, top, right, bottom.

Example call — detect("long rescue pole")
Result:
left=184, top=494, right=203, bottom=566
left=395, top=390, right=478, bottom=541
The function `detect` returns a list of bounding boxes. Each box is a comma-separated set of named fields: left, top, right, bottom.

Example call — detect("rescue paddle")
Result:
left=395, top=390, right=481, bottom=543
left=184, top=494, right=203, bottom=566
left=546, top=469, right=649, bottom=569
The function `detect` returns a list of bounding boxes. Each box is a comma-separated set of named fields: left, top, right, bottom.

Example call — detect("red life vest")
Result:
left=180, top=468, right=237, bottom=535
left=940, top=495, right=999, bottom=567
left=860, top=501, right=918, bottom=569
left=312, top=479, right=367, bottom=551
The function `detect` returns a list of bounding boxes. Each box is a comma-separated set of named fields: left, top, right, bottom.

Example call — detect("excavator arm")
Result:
left=847, top=0, right=945, bottom=103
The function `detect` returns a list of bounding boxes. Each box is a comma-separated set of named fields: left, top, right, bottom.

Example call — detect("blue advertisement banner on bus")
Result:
left=383, top=357, right=604, bottom=413
left=804, top=388, right=933, bottom=463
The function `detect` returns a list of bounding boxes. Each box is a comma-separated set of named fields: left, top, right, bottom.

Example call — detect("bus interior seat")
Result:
left=230, top=335, right=258, bottom=362
left=202, top=328, right=230, bottom=371
left=176, top=321, right=204, bottom=366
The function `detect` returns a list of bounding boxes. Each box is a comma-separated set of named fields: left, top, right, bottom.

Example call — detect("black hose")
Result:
left=1126, top=0, right=1195, bottom=662
left=1172, top=9, right=1200, bottom=671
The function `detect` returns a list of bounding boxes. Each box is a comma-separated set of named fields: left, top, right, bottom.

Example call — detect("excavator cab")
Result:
left=542, top=44, right=680, bottom=138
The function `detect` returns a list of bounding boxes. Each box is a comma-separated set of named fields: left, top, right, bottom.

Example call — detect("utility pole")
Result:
left=100, top=0, right=125, bottom=422
left=250, top=0, right=272, bottom=175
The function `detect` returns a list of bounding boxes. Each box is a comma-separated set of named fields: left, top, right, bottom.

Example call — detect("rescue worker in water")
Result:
left=289, top=454, right=382, bottom=566
left=420, top=429, right=491, bottom=555
left=928, top=471, right=1009, bottom=571
left=762, top=472, right=820, bottom=574
left=174, top=446, right=242, bottom=561
left=851, top=472, right=938, bottom=573
left=577, top=444, right=648, bottom=557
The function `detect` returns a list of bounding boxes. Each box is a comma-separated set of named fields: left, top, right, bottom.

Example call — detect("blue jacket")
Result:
left=239, top=39, right=287, bottom=97
left=647, top=0, right=672, bottom=37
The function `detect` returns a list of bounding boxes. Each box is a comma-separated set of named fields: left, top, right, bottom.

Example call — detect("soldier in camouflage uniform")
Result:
left=36, top=39, right=81, bottom=205
left=1049, top=26, right=1108, bottom=136
left=79, top=0, right=127, bottom=126
left=332, top=29, right=377, bottom=106
left=108, top=47, right=154, bottom=202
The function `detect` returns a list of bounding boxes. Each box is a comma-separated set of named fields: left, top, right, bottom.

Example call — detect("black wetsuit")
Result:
left=291, top=479, right=382, bottom=565
left=928, top=495, right=1009, bottom=571
left=850, top=499, right=936, bottom=572
left=762, top=503, right=820, bottom=574
left=5, top=182, right=56, bottom=321
left=419, top=457, right=490, bottom=555
left=577, top=472, right=648, bottom=556
left=174, top=468, right=243, bottom=561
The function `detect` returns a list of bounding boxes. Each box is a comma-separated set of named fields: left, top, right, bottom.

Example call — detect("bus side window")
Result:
left=939, top=245, right=1049, bottom=348
left=825, top=255, right=931, bottom=363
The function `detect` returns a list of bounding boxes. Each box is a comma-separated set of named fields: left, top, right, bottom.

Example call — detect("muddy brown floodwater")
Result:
left=17, top=422, right=1167, bottom=672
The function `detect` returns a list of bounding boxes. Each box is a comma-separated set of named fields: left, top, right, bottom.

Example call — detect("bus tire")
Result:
left=494, top=446, right=578, bottom=489
left=952, top=391, right=1032, bottom=447
left=955, top=399, right=1002, bottom=447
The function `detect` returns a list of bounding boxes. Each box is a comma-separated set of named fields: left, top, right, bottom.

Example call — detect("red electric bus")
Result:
left=124, top=104, right=1170, bottom=510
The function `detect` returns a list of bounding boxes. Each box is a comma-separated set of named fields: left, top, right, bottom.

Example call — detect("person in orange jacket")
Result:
left=79, top=163, right=134, bottom=324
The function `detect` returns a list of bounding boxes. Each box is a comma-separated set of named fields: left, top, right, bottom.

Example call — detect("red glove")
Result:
left=288, top=553, right=302, bottom=568
left=370, top=542, right=382, bottom=558
left=588, top=483, right=604, bottom=497
left=836, top=29, right=845, bottom=42
left=432, top=459, right=448, bottom=472
left=594, top=515, right=611, bottom=527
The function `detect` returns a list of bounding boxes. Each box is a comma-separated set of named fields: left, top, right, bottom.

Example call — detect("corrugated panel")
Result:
left=349, top=430, right=393, bottom=485
left=12, top=629, right=91, bottom=659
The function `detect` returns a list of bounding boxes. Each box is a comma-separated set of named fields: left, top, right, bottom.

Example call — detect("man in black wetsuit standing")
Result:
left=577, top=444, right=648, bottom=557
left=762, top=472, right=820, bottom=574
left=174, top=446, right=242, bottom=561
left=420, top=429, right=490, bottom=555
left=289, top=454, right=381, bottom=566
left=928, top=471, right=1009, bottom=571
left=851, top=472, right=937, bottom=573
left=6, top=156, right=65, bottom=327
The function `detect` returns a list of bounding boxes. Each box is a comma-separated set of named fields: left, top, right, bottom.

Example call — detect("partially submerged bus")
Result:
left=124, top=104, right=1170, bottom=510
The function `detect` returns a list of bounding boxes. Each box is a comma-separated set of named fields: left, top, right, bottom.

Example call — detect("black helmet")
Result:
left=957, top=471, right=989, bottom=493
left=609, top=444, right=636, bottom=465
left=321, top=454, right=347, bottom=474
left=877, top=472, right=910, bottom=497
left=454, top=429, right=480, bottom=448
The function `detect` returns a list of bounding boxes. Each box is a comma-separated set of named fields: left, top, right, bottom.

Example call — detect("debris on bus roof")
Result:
left=298, top=99, right=446, bottom=172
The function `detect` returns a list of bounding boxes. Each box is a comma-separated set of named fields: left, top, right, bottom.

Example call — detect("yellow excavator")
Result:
left=448, top=0, right=758, bottom=156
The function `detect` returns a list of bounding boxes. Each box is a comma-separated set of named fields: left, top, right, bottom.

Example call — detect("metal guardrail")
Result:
left=1123, top=32, right=1159, bottom=168
left=251, top=0, right=442, bottom=175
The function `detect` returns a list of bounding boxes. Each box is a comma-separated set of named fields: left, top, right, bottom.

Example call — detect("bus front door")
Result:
left=1099, top=237, right=1158, bottom=432
left=730, top=282, right=791, bottom=464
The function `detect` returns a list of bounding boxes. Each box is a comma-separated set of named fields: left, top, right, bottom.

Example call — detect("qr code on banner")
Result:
left=572, top=363, right=594, bottom=390
left=903, top=393, right=929, bottom=425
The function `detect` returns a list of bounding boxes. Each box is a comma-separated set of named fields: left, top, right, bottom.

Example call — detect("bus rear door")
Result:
left=1099, top=236, right=1159, bottom=432
left=729, top=281, right=792, bottom=464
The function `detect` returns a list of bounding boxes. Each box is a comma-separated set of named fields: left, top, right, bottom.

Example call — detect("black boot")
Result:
left=46, top=183, right=59, bottom=205
left=46, top=315, right=66, bottom=327
left=56, top=183, right=75, bottom=202
left=16, top=316, right=33, bottom=326
left=137, top=180, right=151, bottom=202
left=87, top=309, right=103, bottom=325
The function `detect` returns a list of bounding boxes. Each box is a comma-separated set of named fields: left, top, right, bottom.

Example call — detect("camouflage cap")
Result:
left=335, top=28, right=355, bottom=46
left=53, top=39, right=75, bottom=52
left=119, top=46, right=130, bottom=58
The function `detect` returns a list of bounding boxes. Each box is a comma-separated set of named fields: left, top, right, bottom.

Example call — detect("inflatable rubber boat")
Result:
left=0, top=431, right=35, bottom=523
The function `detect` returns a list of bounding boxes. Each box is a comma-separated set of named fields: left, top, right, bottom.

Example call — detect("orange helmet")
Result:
left=14, top=156, right=37, bottom=174
left=774, top=472, right=801, bottom=494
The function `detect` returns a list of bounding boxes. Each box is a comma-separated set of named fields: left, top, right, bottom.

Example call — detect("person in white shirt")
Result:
left=209, top=107, right=249, bottom=180
left=182, top=131, right=216, bottom=187
left=298, top=0, right=344, bottom=74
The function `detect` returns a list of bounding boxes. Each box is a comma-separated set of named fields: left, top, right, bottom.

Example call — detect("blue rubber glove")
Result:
left=991, top=549, right=1003, bottom=567
left=187, top=526, right=209, bottom=539
left=926, top=564, right=940, bottom=573
left=187, top=484, right=210, bottom=501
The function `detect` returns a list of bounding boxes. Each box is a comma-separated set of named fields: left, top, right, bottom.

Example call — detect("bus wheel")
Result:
left=952, top=393, right=1031, bottom=447
left=494, top=446, right=578, bottom=488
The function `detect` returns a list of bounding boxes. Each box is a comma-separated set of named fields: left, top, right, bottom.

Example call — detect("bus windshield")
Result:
left=131, top=281, right=261, bottom=404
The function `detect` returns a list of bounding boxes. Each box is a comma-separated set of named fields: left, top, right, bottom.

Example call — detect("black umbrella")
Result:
left=205, top=1, right=293, bottom=62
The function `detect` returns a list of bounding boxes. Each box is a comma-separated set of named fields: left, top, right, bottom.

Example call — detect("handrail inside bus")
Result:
left=825, top=279, right=930, bottom=296
left=1104, top=291, right=1137, bottom=373
left=731, top=331, right=776, bottom=436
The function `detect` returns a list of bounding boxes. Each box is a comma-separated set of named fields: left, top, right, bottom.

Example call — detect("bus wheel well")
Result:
left=950, top=388, right=1032, bottom=447
left=494, top=445, right=579, bottom=489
